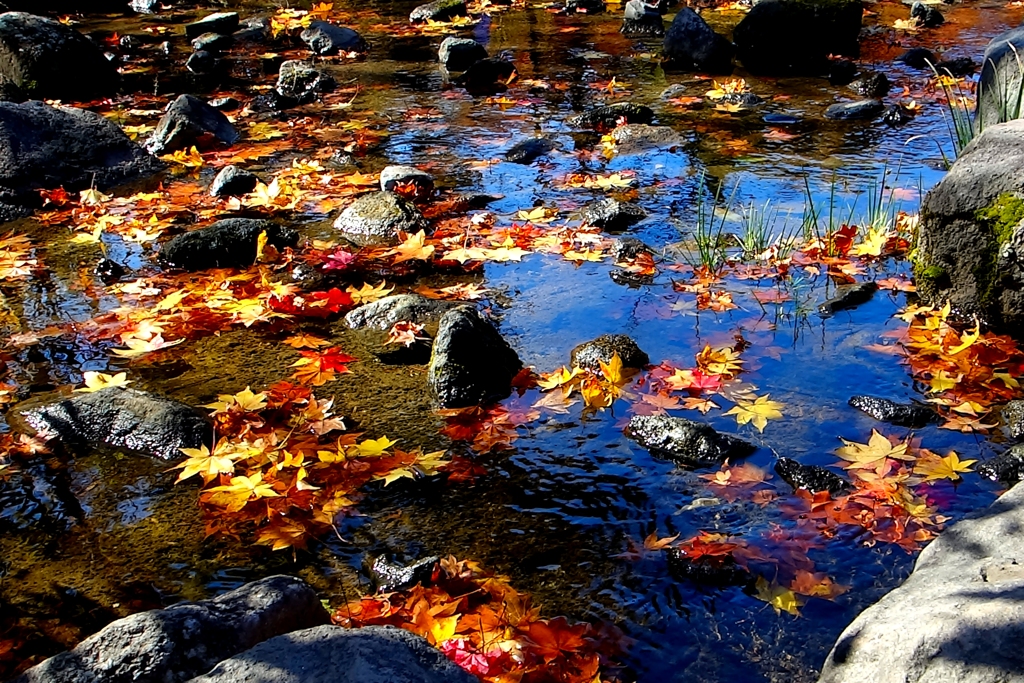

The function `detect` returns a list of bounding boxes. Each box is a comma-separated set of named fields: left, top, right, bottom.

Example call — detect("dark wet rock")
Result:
left=609, top=269, right=654, bottom=287
left=186, top=50, right=217, bottom=75
left=369, top=555, right=439, bottom=592
left=454, top=58, right=516, bottom=95
left=428, top=306, right=523, bottom=408
left=410, top=0, right=466, bottom=23
left=20, top=388, right=210, bottom=461
left=713, top=92, right=765, bottom=109
left=817, top=281, right=878, bottom=315
left=897, top=46, right=935, bottom=69
left=379, top=165, right=433, bottom=200
left=774, top=457, right=849, bottom=495
left=625, top=415, right=757, bottom=467
left=977, top=444, right=1024, bottom=484
left=345, top=293, right=458, bottom=330
left=732, top=0, right=863, bottom=76
left=234, top=17, right=270, bottom=43
left=666, top=548, right=751, bottom=587
left=848, top=395, right=938, bottom=428
left=818, top=480, right=1024, bottom=683
left=189, top=625, right=479, bottom=683
left=276, top=60, right=336, bottom=104
left=579, top=197, right=647, bottom=231
left=849, top=72, right=889, bottom=98
left=824, top=99, right=885, bottom=121
left=827, top=58, right=857, bottom=85
left=160, top=219, right=297, bottom=271
left=571, top=334, right=649, bottom=371
left=144, top=94, right=238, bottom=156
left=660, top=83, right=688, bottom=99
left=611, top=236, right=654, bottom=260
left=0, top=101, right=163, bottom=218
left=130, top=0, right=160, bottom=13
left=14, top=576, right=329, bottom=683
left=332, top=191, right=427, bottom=247
left=505, top=137, right=556, bottom=164
left=438, top=36, right=487, bottom=71
left=977, top=25, right=1024, bottom=131
left=208, top=96, right=240, bottom=111
left=621, top=0, right=664, bottom=36
left=763, top=113, right=802, bottom=125
left=662, top=8, right=734, bottom=73
left=0, top=12, right=119, bottom=101
left=209, top=165, right=258, bottom=197
left=185, top=12, right=239, bottom=40
left=94, top=257, right=126, bottom=283
left=301, top=21, right=367, bottom=55
left=935, top=56, right=976, bottom=78
left=882, top=103, right=914, bottom=127
left=569, top=102, right=654, bottom=130
left=1003, top=400, right=1024, bottom=440
left=191, top=32, right=232, bottom=52
left=910, top=1, right=943, bottom=27
left=610, top=123, right=683, bottom=152
left=915, top=120, right=1024, bottom=330
left=118, top=34, right=143, bottom=53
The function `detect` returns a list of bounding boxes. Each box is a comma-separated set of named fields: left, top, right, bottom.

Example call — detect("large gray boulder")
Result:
left=428, top=306, right=523, bottom=408
left=0, top=101, right=163, bottom=221
left=818, top=482, right=1024, bottom=683
left=0, top=12, right=119, bottom=101
left=625, top=415, right=757, bottom=467
left=14, top=576, right=330, bottom=683
left=21, top=387, right=211, bottom=461
left=914, top=119, right=1024, bottom=331
left=662, top=8, right=734, bottom=73
left=332, top=191, right=427, bottom=247
left=188, top=625, right=478, bottom=683
left=160, top=219, right=299, bottom=271
left=145, top=94, right=239, bottom=156
left=976, top=25, right=1024, bottom=132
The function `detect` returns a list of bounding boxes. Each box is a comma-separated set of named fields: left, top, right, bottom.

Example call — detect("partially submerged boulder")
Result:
left=14, top=576, right=329, bottom=683
left=21, top=387, right=210, bottom=461
left=345, top=293, right=458, bottom=330
left=410, top=0, right=466, bottom=23
left=579, top=197, right=647, bottom=231
left=824, top=99, right=885, bottom=121
left=775, top=457, right=849, bottom=495
left=276, top=60, right=336, bottom=104
left=818, top=281, right=878, bottom=315
left=625, top=415, right=757, bottom=467
left=569, top=102, right=654, bottom=130
left=438, top=36, right=487, bottom=71
left=662, top=8, right=734, bottom=73
left=1003, top=399, right=1024, bottom=440
left=978, top=444, right=1024, bottom=485
left=977, top=25, right=1024, bottom=132
left=505, top=137, right=556, bottom=164
left=160, top=219, right=298, bottom=271
left=209, top=165, right=259, bottom=197
left=427, top=306, right=523, bottom=408
left=369, top=555, right=439, bottom=592
left=300, top=21, right=367, bottom=55
left=185, top=12, right=239, bottom=40
left=144, top=94, right=239, bottom=156
left=333, top=191, right=427, bottom=247
left=570, top=334, right=649, bottom=371
left=379, top=165, right=434, bottom=200
left=610, top=124, right=683, bottom=153
left=848, top=395, right=937, bottom=428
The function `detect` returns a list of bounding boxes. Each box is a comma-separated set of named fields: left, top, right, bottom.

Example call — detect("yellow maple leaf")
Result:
left=160, top=146, right=203, bottom=168
left=346, top=281, right=395, bottom=304
left=387, top=230, right=435, bottom=264
left=724, top=394, right=784, bottom=432
left=354, top=436, right=397, bottom=457
left=206, top=472, right=280, bottom=512
left=696, top=345, right=744, bottom=377
left=913, top=450, right=976, bottom=483
left=928, top=370, right=962, bottom=393
left=755, top=576, right=802, bottom=616
left=203, top=387, right=268, bottom=414
left=849, top=227, right=888, bottom=258
left=79, top=187, right=111, bottom=206
left=481, top=246, right=530, bottom=262
left=599, top=352, right=628, bottom=386
left=835, top=430, right=912, bottom=470
left=172, top=441, right=240, bottom=484
left=75, top=371, right=131, bottom=393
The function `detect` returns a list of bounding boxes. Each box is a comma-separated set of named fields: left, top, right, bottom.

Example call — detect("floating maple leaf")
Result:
left=724, top=394, right=784, bottom=432
left=835, top=430, right=913, bottom=471
left=75, top=371, right=131, bottom=393
left=912, top=449, right=976, bottom=482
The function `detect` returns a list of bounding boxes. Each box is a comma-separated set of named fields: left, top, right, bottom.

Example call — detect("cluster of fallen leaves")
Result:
left=334, top=555, right=617, bottom=683
left=0, top=233, right=41, bottom=281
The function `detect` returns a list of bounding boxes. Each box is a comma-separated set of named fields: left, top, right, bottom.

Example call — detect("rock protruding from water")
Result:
left=300, top=21, right=367, bottom=55
left=369, top=555, right=439, bottom=592
left=569, top=102, right=654, bottom=130
left=21, top=387, right=211, bottom=461
left=160, top=219, right=298, bottom=271
left=621, top=0, right=664, bottom=36
left=977, top=25, right=1024, bottom=131
left=817, top=480, right=1024, bottom=683
left=625, top=415, right=757, bottom=467
left=732, top=0, right=863, bottom=76
left=910, top=1, right=943, bottom=28
left=817, top=281, right=878, bottom=315
left=410, top=0, right=466, bottom=23
left=915, top=119, right=1024, bottom=331
left=579, top=197, right=647, bottom=231
left=0, top=101, right=163, bottom=222
left=978, top=444, right=1024, bottom=485
left=662, top=8, right=734, bottom=73
left=897, top=47, right=935, bottom=69
left=0, top=12, right=119, bottom=101
left=610, top=123, right=683, bottom=153
left=428, top=306, right=523, bottom=408
left=189, top=625, right=479, bottom=683
left=505, top=137, right=556, bottom=164
left=454, top=58, right=517, bottom=95
left=145, top=94, right=239, bottom=156
left=848, top=395, right=938, bottom=428
left=438, top=36, right=487, bottom=71
left=14, top=576, right=329, bottom=683
left=185, top=12, right=239, bottom=40
left=333, top=191, right=427, bottom=247
left=824, top=99, right=885, bottom=121
left=775, top=457, right=849, bottom=495
left=611, top=236, right=654, bottom=261
left=209, top=165, right=259, bottom=197
left=345, top=293, right=458, bottom=330
left=379, top=165, right=434, bottom=200
left=570, top=334, right=649, bottom=371
left=1003, top=400, right=1024, bottom=440
left=848, top=72, right=890, bottom=98
left=276, top=60, right=336, bottom=104
left=192, top=32, right=232, bottom=53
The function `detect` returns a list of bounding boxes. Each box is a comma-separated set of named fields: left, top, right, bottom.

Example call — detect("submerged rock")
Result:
left=1003, top=399, right=1024, bottom=440
left=332, top=191, right=427, bottom=247
left=14, top=576, right=329, bottom=683
left=505, top=137, right=556, bottom=164
left=189, top=625, right=479, bottom=683
left=410, top=0, right=466, bottom=23
left=438, top=36, right=487, bottom=71
left=666, top=548, right=751, bottom=587
left=569, top=102, right=654, bottom=130
left=185, top=12, right=239, bottom=40
left=848, top=395, right=937, bottom=428
left=882, top=103, right=914, bottom=127
left=186, top=50, right=217, bottom=75
left=160, top=219, right=298, bottom=271
left=276, top=60, right=336, bottom=104
left=935, top=56, right=976, bottom=78
left=579, top=197, right=647, bottom=231
left=570, top=334, right=649, bottom=371
left=824, top=99, right=885, bottom=121
left=775, top=457, right=849, bottom=495
left=454, top=58, right=516, bottom=95
left=300, top=21, right=367, bottom=55
left=428, top=306, right=523, bottom=408
left=625, top=415, right=757, bottom=467
left=345, top=293, right=458, bottom=330
left=662, top=8, right=734, bottom=73
left=144, top=94, right=239, bottom=156
left=978, top=444, right=1024, bottom=484
left=209, top=165, right=259, bottom=197
left=21, top=388, right=211, bottom=461
left=369, top=555, right=439, bottom=592
left=379, top=165, right=434, bottom=200
left=817, top=281, right=878, bottom=315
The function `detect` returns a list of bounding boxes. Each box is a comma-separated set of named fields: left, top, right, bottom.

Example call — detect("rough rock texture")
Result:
left=848, top=395, right=937, bottom=428
left=733, top=0, right=863, bottom=75
left=345, top=293, right=458, bottom=330
left=333, top=191, right=427, bottom=247
left=915, top=119, right=1024, bottom=331
left=300, top=21, right=367, bottom=55
left=818, top=481, right=1024, bottom=683
left=625, top=415, right=757, bottom=467
left=505, top=137, right=556, bottom=164
left=0, top=12, right=119, bottom=101
left=849, top=72, right=890, bottom=98
left=276, top=60, right=336, bottom=104
left=185, top=12, right=239, bottom=40
left=911, top=1, right=943, bottom=28
left=977, top=25, right=1024, bottom=132
left=824, top=99, right=885, bottom=121
left=427, top=306, right=523, bottom=408
left=369, top=556, right=439, bottom=592
left=145, top=94, right=239, bottom=156
left=569, top=102, right=654, bottom=130
left=186, top=50, right=217, bottom=76
left=610, top=124, right=683, bottom=153
left=1004, top=400, right=1024, bottom=440
left=0, top=101, right=163, bottom=218
left=611, top=236, right=653, bottom=260
left=662, top=8, right=734, bottom=73
left=775, top=457, right=849, bottom=495
left=978, top=444, right=1024, bottom=484
left=209, top=165, right=259, bottom=197
left=621, top=0, right=664, bottom=37
left=379, top=165, right=433, bottom=199
left=410, top=0, right=466, bottom=23
left=579, top=197, right=647, bottom=231
left=15, top=576, right=329, bottom=683
left=20, top=387, right=211, bottom=461
left=818, top=281, right=878, bottom=315
left=188, top=625, right=479, bottom=683
left=570, top=334, right=649, bottom=371
left=191, top=33, right=232, bottom=53
left=438, top=36, right=487, bottom=71
left=160, top=219, right=298, bottom=271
